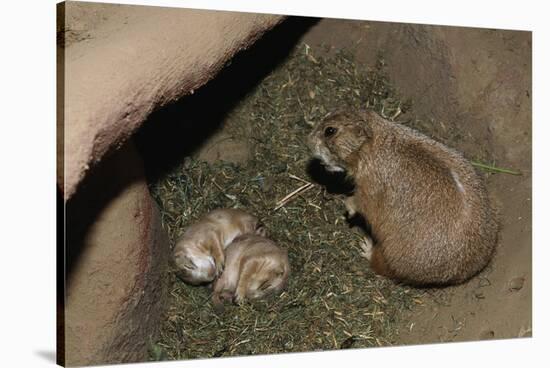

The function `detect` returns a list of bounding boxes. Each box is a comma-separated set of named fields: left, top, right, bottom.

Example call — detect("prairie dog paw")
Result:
left=234, top=292, right=245, bottom=305
left=344, top=196, right=358, bottom=217
left=214, top=258, right=224, bottom=277
left=359, top=237, right=373, bottom=261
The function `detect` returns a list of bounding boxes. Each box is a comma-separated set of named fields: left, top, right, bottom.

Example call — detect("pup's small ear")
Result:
left=275, top=267, right=286, bottom=277
left=255, top=222, right=267, bottom=236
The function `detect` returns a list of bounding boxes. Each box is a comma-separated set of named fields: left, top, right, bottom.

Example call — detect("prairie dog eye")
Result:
left=324, top=127, right=337, bottom=137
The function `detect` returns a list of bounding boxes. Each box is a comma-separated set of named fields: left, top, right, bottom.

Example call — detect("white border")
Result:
left=0, top=1, right=546, bottom=367
left=62, top=0, right=536, bottom=31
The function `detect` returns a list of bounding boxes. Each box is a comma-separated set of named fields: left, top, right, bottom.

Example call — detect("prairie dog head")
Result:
left=240, top=250, right=290, bottom=301
left=173, top=245, right=217, bottom=285
left=212, top=234, right=290, bottom=308
left=233, top=235, right=290, bottom=303
left=173, top=208, right=264, bottom=285
left=308, top=111, right=372, bottom=172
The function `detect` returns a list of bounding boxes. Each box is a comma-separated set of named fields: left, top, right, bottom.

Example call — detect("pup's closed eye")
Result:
left=182, top=257, right=197, bottom=270
left=258, top=280, right=271, bottom=291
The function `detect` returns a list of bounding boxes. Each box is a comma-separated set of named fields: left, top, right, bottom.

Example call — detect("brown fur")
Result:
left=212, top=234, right=290, bottom=311
left=173, top=208, right=264, bottom=285
left=370, top=247, right=392, bottom=278
left=308, top=110, right=498, bottom=286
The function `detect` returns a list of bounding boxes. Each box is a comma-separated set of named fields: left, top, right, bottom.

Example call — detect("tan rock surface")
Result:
left=59, top=1, right=283, bottom=200
left=64, top=141, right=169, bottom=366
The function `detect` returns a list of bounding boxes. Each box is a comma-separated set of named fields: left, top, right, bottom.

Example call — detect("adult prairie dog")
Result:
left=173, top=208, right=265, bottom=285
left=308, top=110, right=498, bottom=286
left=212, top=234, right=290, bottom=311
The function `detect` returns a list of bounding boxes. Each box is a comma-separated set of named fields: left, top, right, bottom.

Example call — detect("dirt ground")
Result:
left=59, top=5, right=532, bottom=364
left=137, top=16, right=531, bottom=360
left=300, top=19, right=532, bottom=344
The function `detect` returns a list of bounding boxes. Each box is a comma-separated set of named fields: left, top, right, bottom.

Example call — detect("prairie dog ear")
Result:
left=362, top=109, right=378, bottom=120
left=255, top=222, right=267, bottom=236
left=352, top=117, right=373, bottom=141
left=275, top=266, right=286, bottom=277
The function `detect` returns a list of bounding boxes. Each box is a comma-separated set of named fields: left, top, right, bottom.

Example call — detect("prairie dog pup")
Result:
left=173, top=208, right=265, bottom=285
left=308, top=110, right=498, bottom=286
left=212, top=234, right=290, bottom=311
